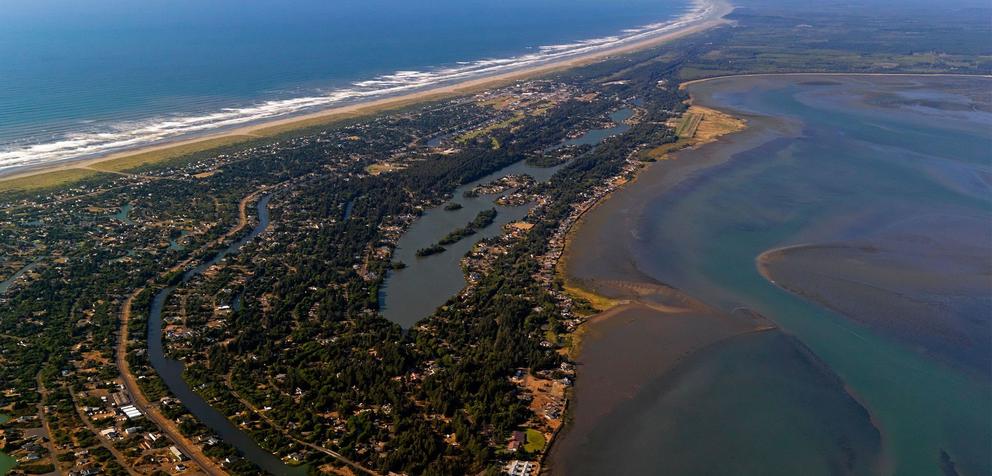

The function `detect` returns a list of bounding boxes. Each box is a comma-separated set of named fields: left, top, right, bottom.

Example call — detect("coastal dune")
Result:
left=0, top=0, right=733, bottom=184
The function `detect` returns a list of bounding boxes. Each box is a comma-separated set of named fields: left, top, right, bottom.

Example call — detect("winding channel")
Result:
left=145, top=195, right=302, bottom=475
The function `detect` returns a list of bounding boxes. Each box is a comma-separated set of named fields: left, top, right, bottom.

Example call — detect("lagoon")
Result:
left=379, top=159, right=562, bottom=328
left=380, top=107, right=635, bottom=328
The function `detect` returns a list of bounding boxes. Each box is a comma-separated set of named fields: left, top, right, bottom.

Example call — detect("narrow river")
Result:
left=146, top=195, right=302, bottom=475
left=0, top=258, right=41, bottom=295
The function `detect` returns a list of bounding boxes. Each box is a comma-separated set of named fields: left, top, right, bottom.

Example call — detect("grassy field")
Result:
left=642, top=105, right=745, bottom=161
left=675, top=112, right=703, bottom=139
left=457, top=111, right=526, bottom=143
left=677, top=1, right=991, bottom=80
left=562, top=283, right=619, bottom=313
left=0, top=168, right=107, bottom=194
left=524, top=429, right=546, bottom=453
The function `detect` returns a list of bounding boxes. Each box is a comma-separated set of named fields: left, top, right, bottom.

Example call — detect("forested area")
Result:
left=1, top=0, right=988, bottom=473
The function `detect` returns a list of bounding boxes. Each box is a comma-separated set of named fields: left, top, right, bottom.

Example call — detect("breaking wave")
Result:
left=0, top=0, right=712, bottom=174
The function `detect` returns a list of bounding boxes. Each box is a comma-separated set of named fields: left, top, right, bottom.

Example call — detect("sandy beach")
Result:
left=0, top=0, right=733, bottom=185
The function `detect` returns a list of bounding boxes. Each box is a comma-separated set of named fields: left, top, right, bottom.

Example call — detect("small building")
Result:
left=120, top=404, right=143, bottom=420
left=508, top=431, right=526, bottom=452
left=169, top=446, right=187, bottom=461
left=111, top=392, right=131, bottom=406
left=506, top=460, right=535, bottom=476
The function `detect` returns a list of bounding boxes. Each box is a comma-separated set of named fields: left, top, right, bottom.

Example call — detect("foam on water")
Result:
left=0, top=0, right=712, bottom=173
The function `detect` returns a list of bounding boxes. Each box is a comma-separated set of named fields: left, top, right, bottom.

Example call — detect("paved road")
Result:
left=115, top=189, right=268, bottom=476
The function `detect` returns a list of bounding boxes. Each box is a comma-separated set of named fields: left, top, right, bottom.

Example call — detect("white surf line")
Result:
left=0, top=0, right=717, bottom=173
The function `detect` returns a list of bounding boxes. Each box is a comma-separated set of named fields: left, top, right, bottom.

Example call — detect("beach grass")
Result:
left=91, top=134, right=262, bottom=173
left=0, top=168, right=106, bottom=194
left=563, top=283, right=618, bottom=312
left=0, top=92, right=470, bottom=193
left=0, top=0, right=733, bottom=194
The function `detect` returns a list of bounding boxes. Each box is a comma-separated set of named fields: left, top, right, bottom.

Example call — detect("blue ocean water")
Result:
left=0, top=0, right=697, bottom=172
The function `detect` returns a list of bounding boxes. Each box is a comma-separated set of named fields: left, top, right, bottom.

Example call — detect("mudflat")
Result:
left=551, top=74, right=991, bottom=475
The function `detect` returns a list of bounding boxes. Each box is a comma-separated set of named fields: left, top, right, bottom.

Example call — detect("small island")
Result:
left=416, top=244, right=447, bottom=257
left=438, top=208, right=498, bottom=246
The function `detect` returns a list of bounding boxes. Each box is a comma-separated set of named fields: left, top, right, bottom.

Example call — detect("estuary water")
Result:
left=380, top=159, right=563, bottom=328
left=380, top=107, right=633, bottom=328
left=554, top=75, right=991, bottom=475
left=0, top=0, right=698, bottom=174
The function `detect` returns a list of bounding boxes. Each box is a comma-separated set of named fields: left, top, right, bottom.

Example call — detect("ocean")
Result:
left=0, top=0, right=696, bottom=174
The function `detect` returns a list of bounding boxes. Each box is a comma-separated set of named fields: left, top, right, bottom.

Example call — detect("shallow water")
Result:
left=0, top=415, right=12, bottom=475
left=559, top=329, right=882, bottom=475
left=379, top=160, right=563, bottom=328
left=557, top=75, right=991, bottom=475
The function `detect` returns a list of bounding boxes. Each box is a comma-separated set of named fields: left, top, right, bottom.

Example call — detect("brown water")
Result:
left=551, top=75, right=991, bottom=475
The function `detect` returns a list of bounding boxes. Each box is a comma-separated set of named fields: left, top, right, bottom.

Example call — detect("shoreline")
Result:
left=550, top=72, right=992, bottom=474
left=554, top=88, right=750, bottom=318
left=679, top=71, right=992, bottom=89
left=0, top=0, right=734, bottom=185
left=542, top=77, right=756, bottom=473
left=556, top=70, right=991, bottom=312
left=754, top=242, right=820, bottom=286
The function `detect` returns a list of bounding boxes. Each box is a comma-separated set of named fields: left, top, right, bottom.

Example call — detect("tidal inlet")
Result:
left=552, top=74, right=991, bottom=476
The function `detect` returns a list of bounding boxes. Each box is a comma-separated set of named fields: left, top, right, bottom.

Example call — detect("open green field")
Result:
left=675, top=113, right=702, bottom=139
left=0, top=168, right=108, bottom=195
left=677, top=1, right=991, bottom=80
left=524, top=429, right=546, bottom=453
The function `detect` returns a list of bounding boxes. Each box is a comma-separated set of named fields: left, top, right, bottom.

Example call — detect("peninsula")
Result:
left=1, top=0, right=988, bottom=475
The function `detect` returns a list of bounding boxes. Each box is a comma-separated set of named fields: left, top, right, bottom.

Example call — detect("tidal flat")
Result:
left=551, top=74, right=991, bottom=475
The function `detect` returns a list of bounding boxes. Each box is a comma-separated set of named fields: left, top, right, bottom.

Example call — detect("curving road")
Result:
left=116, top=189, right=269, bottom=476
